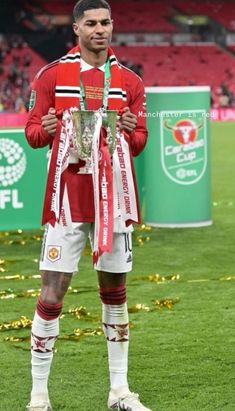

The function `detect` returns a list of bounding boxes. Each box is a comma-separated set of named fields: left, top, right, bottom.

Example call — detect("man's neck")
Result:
left=80, top=48, right=108, bottom=67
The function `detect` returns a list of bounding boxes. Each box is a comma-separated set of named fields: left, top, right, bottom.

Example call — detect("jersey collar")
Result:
left=80, top=58, right=105, bottom=72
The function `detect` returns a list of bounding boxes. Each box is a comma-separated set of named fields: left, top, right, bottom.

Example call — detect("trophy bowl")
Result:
left=73, top=110, right=118, bottom=159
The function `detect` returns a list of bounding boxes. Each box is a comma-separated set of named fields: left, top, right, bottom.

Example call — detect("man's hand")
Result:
left=41, top=107, right=58, bottom=136
left=119, top=107, right=137, bottom=133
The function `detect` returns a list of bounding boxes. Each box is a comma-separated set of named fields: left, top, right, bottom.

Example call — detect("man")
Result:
left=25, top=1, right=150, bottom=410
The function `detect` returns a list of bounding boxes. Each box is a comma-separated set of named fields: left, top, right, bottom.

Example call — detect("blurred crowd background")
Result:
left=1, top=0, right=235, bottom=113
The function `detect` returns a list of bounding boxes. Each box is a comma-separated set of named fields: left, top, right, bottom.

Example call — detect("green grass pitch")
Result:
left=0, top=121, right=234, bottom=410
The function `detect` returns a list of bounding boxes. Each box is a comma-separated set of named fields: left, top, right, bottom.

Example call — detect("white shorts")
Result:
left=40, top=222, right=133, bottom=274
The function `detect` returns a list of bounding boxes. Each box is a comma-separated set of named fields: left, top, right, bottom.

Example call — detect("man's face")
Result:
left=73, top=8, right=113, bottom=52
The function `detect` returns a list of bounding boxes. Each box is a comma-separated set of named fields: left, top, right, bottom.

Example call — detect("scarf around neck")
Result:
left=55, top=45, right=127, bottom=111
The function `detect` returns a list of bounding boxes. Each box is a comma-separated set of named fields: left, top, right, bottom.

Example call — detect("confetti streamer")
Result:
left=138, top=273, right=235, bottom=284
left=0, top=258, right=39, bottom=276
left=0, top=316, right=32, bottom=331
left=213, top=200, right=234, bottom=207
left=0, top=288, right=40, bottom=299
left=133, top=224, right=152, bottom=247
left=1, top=273, right=234, bottom=300
left=0, top=274, right=41, bottom=281
left=128, top=304, right=151, bottom=313
left=187, top=279, right=210, bottom=283
left=0, top=285, right=98, bottom=299
left=153, top=297, right=180, bottom=309
left=128, top=298, right=179, bottom=313
left=219, top=276, right=235, bottom=281
left=2, top=327, right=104, bottom=344
left=0, top=229, right=42, bottom=245
left=61, top=306, right=97, bottom=321
left=3, top=336, right=30, bottom=343
left=61, top=327, right=103, bottom=341
left=0, top=297, right=179, bottom=346
left=0, top=307, right=96, bottom=332
left=141, top=273, right=180, bottom=282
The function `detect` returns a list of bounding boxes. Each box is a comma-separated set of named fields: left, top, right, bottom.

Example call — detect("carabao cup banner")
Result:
left=0, top=129, right=47, bottom=230
left=139, top=86, right=212, bottom=227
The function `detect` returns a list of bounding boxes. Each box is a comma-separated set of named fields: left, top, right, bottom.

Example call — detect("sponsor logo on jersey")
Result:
left=47, top=246, right=61, bottom=262
left=160, top=110, right=207, bottom=185
left=28, top=90, right=36, bottom=111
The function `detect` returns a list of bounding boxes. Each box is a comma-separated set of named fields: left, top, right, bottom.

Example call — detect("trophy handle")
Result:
left=103, top=110, right=117, bottom=155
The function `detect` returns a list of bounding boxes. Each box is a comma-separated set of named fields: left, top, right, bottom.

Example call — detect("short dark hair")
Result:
left=73, top=0, right=111, bottom=21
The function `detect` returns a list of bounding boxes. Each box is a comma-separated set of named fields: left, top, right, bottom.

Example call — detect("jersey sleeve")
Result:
left=25, top=65, right=57, bottom=148
left=127, top=74, right=148, bottom=157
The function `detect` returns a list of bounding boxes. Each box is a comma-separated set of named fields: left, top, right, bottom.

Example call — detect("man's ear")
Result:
left=73, top=23, right=79, bottom=36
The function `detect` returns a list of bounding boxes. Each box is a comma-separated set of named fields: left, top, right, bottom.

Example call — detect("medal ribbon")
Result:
left=79, top=60, right=111, bottom=111
left=80, top=60, right=114, bottom=261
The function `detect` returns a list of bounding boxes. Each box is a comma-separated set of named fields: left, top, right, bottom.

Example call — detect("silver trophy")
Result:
left=73, top=110, right=117, bottom=160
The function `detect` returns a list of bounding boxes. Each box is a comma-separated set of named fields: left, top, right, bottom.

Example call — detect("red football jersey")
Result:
left=25, top=61, right=148, bottom=222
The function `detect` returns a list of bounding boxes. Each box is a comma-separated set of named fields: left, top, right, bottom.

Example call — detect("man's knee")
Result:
left=100, top=284, right=127, bottom=305
left=36, top=297, right=63, bottom=320
left=97, top=271, right=126, bottom=288
left=40, top=270, right=72, bottom=304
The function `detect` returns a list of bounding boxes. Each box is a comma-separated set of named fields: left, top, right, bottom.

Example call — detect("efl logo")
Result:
left=0, top=138, right=26, bottom=187
left=0, top=138, right=27, bottom=209
left=160, top=110, right=207, bottom=185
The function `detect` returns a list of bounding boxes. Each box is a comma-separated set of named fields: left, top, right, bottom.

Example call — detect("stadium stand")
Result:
left=115, top=44, right=235, bottom=107
left=0, top=34, right=47, bottom=112
left=21, top=0, right=179, bottom=33
left=1, top=0, right=235, bottom=111
left=109, top=1, right=178, bottom=33
left=227, top=45, right=235, bottom=53
left=174, top=0, right=235, bottom=32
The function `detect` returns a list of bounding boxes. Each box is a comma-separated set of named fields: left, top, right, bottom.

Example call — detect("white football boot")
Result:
left=108, top=386, right=152, bottom=410
left=26, top=399, right=52, bottom=411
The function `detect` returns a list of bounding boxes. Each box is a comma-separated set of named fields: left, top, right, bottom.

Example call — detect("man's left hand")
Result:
left=119, top=107, right=137, bottom=133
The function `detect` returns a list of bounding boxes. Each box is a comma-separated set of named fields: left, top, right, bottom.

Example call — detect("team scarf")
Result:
left=42, top=45, right=140, bottom=260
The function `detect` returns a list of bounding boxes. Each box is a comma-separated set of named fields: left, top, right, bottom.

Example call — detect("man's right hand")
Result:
left=41, top=107, right=58, bottom=136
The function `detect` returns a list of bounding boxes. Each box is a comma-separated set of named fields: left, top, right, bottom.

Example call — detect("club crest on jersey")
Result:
left=47, top=246, right=61, bottom=262
left=28, top=90, right=36, bottom=111
left=160, top=110, right=207, bottom=185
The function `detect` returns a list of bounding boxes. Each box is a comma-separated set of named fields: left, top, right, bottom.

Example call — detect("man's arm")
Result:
left=25, top=64, right=58, bottom=148
left=120, top=73, right=148, bottom=156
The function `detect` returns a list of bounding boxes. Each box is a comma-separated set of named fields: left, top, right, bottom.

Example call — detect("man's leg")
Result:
left=27, top=221, right=90, bottom=410
left=98, top=271, right=129, bottom=393
left=29, top=271, right=72, bottom=408
left=95, top=232, right=152, bottom=410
